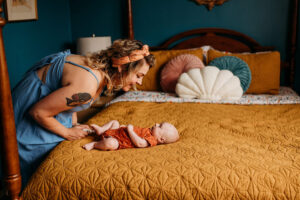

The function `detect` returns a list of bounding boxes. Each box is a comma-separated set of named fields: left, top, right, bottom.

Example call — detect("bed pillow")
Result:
left=160, top=54, right=205, bottom=93
left=137, top=48, right=204, bottom=91
left=207, top=49, right=280, bottom=94
left=208, top=56, right=251, bottom=93
left=175, top=67, right=243, bottom=101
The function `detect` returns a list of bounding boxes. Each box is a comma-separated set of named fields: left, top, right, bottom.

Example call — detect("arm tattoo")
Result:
left=66, top=93, right=92, bottom=107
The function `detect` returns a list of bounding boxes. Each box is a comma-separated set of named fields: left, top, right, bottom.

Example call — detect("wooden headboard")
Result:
left=150, top=28, right=274, bottom=53
left=0, top=0, right=298, bottom=199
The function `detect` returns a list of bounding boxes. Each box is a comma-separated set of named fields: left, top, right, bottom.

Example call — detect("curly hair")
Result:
left=86, top=39, right=155, bottom=95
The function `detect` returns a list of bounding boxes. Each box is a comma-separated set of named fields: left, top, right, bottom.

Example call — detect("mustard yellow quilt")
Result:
left=22, top=102, right=300, bottom=199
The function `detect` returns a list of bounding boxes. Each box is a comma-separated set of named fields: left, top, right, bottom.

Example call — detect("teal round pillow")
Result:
left=208, top=56, right=251, bottom=93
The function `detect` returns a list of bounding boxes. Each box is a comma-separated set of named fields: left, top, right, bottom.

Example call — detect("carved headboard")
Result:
left=150, top=28, right=274, bottom=53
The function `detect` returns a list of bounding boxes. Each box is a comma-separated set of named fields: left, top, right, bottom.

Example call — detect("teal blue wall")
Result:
left=3, top=0, right=300, bottom=93
left=70, top=0, right=300, bottom=93
left=69, top=0, right=125, bottom=44
left=3, top=0, right=72, bottom=88
left=70, top=0, right=288, bottom=58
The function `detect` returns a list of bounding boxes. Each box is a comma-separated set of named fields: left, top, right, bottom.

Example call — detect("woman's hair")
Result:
left=86, top=39, right=155, bottom=95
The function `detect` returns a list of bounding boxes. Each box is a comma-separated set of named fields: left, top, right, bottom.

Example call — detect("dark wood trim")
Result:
left=151, top=28, right=274, bottom=53
left=288, top=0, right=298, bottom=87
left=127, top=0, right=134, bottom=39
left=0, top=0, right=22, bottom=199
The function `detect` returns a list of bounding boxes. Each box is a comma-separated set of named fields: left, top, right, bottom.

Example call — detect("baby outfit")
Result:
left=103, top=127, right=157, bottom=149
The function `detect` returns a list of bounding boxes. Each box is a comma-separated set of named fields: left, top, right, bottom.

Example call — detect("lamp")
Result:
left=76, top=34, right=112, bottom=55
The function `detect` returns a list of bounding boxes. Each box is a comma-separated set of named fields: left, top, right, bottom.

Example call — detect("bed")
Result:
left=0, top=0, right=299, bottom=199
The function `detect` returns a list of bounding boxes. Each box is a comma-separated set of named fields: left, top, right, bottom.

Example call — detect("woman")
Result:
left=11, top=39, right=155, bottom=187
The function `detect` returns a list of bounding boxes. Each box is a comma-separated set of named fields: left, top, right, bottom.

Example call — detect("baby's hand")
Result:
left=127, top=124, right=134, bottom=131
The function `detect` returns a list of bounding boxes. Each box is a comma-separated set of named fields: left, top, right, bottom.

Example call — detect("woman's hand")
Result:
left=63, top=125, right=90, bottom=140
left=73, top=124, right=91, bottom=130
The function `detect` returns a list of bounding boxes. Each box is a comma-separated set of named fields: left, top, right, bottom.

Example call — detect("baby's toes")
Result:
left=90, top=124, right=104, bottom=135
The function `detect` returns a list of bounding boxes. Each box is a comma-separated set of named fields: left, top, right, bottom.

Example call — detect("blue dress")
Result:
left=10, top=50, right=99, bottom=188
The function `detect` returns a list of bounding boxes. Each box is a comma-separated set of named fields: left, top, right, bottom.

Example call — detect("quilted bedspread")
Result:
left=22, top=102, right=300, bottom=199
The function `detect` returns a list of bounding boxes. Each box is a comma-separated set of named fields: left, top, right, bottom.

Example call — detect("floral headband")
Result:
left=111, top=45, right=150, bottom=72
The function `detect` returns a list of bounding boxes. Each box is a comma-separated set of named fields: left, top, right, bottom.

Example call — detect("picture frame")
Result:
left=5, top=0, right=38, bottom=22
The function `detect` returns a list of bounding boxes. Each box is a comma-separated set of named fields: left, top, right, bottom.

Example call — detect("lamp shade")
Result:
left=76, top=35, right=111, bottom=55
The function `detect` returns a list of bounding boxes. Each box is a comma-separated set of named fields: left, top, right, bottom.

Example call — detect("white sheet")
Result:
left=107, top=87, right=300, bottom=106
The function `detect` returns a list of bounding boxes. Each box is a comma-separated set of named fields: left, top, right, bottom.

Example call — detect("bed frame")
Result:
left=0, top=0, right=298, bottom=199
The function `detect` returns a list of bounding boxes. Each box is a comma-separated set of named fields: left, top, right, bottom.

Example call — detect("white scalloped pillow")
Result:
left=160, top=54, right=205, bottom=93
left=175, top=66, right=243, bottom=101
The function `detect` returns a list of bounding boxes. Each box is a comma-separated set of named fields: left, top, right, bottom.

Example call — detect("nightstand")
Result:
left=77, top=95, right=115, bottom=123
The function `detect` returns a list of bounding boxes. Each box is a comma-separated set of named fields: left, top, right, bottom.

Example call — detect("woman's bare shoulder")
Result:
left=62, top=55, right=104, bottom=94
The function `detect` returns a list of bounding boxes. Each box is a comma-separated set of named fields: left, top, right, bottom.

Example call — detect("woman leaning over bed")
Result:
left=10, top=39, right=155, bottom=188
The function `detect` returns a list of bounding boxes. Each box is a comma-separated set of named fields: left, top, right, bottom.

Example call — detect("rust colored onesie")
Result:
left=102, top=127, right=157, bottom=149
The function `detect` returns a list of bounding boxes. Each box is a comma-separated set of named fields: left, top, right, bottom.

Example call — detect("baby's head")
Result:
left=151, top=122, right=179, bottom=144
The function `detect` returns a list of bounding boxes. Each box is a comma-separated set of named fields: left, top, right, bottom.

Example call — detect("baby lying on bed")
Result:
left=83, top=120, right=179, bottom=151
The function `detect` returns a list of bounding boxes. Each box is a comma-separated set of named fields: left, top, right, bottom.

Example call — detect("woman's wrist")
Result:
left=60, top=126, right=72, bottom=139
left=72, top=122, right=80, bottom=127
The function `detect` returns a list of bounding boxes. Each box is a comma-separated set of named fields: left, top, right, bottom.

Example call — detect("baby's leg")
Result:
left=93, top=137, right=119, bottom=150
left=83, top=137, right=119, bottom=151
left=91, top=120, right=120, bottom=135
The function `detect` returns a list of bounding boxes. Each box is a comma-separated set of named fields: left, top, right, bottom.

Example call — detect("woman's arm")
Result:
left=127, top=124, right=148, bottom=148
left=72, top=112, right=78, bottom=126
left=29, top=73, right=99, bottom=140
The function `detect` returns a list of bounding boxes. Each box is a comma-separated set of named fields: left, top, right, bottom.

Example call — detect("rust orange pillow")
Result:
left=137, top=48, right=204, bottom=91
left=207, top=49, right=280, bottom=94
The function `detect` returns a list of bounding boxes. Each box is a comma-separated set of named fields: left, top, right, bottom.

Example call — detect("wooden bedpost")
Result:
left=288, top=0, right=298, bottom=87
left=127, top=0, right=134, bottom=39
left=0, top=0, right=22, bottom=199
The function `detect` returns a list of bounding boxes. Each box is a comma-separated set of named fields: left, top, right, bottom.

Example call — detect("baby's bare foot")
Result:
left=83, top=128, right=95, bottom=134
left=90, top=124, right=104, bottom=135
left=83, top=142, right=96, bottom=151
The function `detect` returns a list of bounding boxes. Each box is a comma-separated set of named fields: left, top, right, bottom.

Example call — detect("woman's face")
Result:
left=122, top=61, right=150, bottom=91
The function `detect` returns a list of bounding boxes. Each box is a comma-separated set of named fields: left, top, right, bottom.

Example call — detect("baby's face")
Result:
left=152, top=122, right=179, bottom=144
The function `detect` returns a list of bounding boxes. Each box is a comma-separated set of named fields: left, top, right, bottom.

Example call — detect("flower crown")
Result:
left=111, top=45, right=150, bottom=72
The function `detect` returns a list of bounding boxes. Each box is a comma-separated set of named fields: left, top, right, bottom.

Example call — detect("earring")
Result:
left=118, top=66, right=122, bottom=72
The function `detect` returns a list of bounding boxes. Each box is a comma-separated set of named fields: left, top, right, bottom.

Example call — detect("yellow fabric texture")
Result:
left=23, top=102, right=300, bottom=200
left=207, top=49, right=281, bottom=94
left=137, top=48, right=203, bottom=91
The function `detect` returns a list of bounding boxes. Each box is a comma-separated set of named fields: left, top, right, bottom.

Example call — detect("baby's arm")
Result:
left=127, top=124, right=149, bottom=148
left=83, top=137, right=119, bottom=151
left=91, top=120, right=120, bottom=135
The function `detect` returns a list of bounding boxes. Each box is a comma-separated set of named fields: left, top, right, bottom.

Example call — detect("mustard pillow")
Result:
left=207, top=49, right=280, bottom=94
left=137, top=48, right=204, bottom=91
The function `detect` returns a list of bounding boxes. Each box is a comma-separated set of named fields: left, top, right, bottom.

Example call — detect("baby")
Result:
left=83, top=120, right=179, bottom=151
